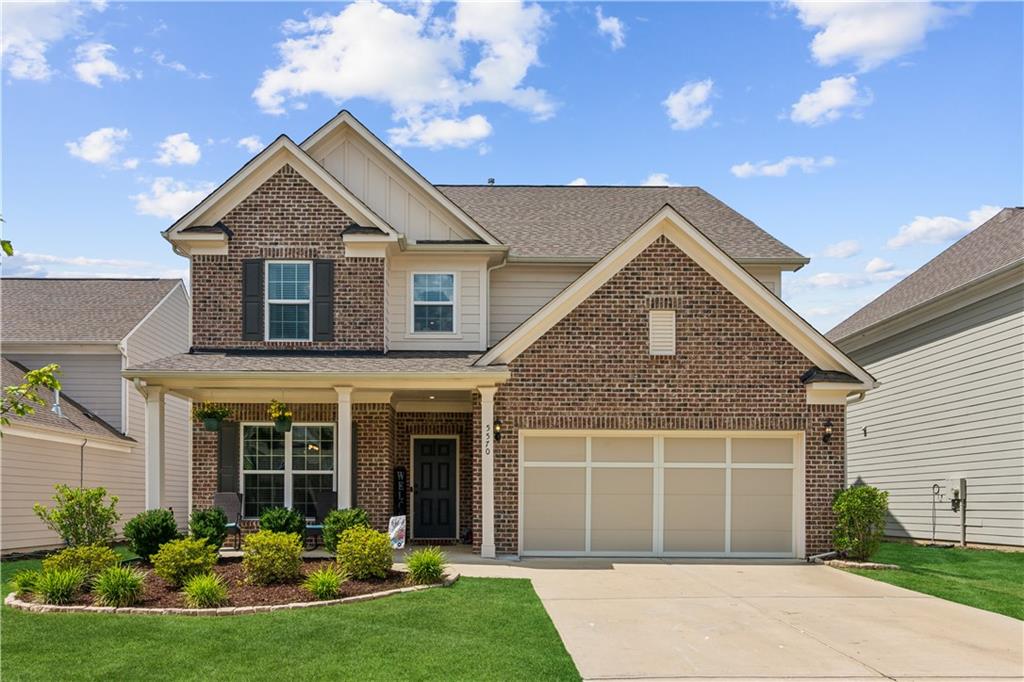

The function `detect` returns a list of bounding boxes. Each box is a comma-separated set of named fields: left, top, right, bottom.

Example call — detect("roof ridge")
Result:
left=435, top=184, right=702, bottom=189
left=1, top=277, right=179, bottom=282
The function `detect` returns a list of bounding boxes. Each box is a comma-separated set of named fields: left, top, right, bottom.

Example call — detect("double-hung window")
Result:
left=411, top=273, right=455, bottom=333
left=266, top=261, right=312, bottom=341
left=241, top=424, right=335, bottom=518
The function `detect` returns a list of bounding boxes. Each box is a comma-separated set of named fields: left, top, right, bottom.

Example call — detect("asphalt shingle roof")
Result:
left=436, top=185, right=806, bottom=261
left=1, top=278, right=181, bottom=343
left=828, top=208, right=1024, bottom=343
left=126, top=351, right=506, bottom=374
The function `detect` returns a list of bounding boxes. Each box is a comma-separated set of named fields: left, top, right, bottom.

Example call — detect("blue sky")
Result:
left=2, top=1, right=1021, bottom=332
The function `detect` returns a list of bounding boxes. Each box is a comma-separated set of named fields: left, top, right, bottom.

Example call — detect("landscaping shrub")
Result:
left=833, top=485, right=890, bottom=561
left=32, top=484, right=120, bottom=547
left=259, top=506, right=305, bottom=535
left=152, top=537, right=218, bottom=587
left=322, top=507, right=369, bottom=553
left=336, top=526, right=392, bottom=580
left=42, top=544, right=120, bottom=585
left=123, top=508, right=180, bottom=561
left=182, top=573, right=229, bottom=608
left=405, top=546, right=447, bottom=584
left=189, top=507, right=229, bottom=549
left=34, top=568, right=86, bottom=605
left=93, top=566, right=145, bottom=607
left=303, top=566, right=346, bottom=600
left=8, top=569, right=41, bottom=598
left=242, top=530, right=303, bottom=585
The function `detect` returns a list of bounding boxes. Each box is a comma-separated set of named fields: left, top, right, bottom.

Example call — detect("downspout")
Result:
left=79, top=439, right=88, bottom=487
left=485, top=260, right=509, bottom=349
left=843, top=390, right=868, bottom=485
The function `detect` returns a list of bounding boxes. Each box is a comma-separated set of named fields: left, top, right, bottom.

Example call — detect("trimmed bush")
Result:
left=833, top=485, right=890, bottom=561
left=242, top=530, right=303, bottom=585
left=32, top=484, right=120, bottom=547
left=259, top=507, right=305, bottom=535
left=9, top=569, right=41, bottom=598
left=190, top=507, right=229, bottom=550
left=303, top=566, right=346, bottom=600
left=93, top=566, right=145, bottom=607
left=336, top=526, right=392, bottom=580
left=406, top=546, right=447, bottom=584
left=42, top=544, right=120, bottom=586
left=152, top=537, right=218, bottom=587
left=34, top=568, right=86, bottom=605
left=322, top=507, right=369, bottom=553
left=182, top=573, right=229, bottom=608
left=123, top=509, right=180, bottom=561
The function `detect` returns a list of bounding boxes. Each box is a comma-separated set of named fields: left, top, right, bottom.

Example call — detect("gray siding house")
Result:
left=828, top=208, right=1024, bottom=547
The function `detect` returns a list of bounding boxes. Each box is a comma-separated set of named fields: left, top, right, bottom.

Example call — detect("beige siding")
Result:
left=387, top=260, right=484, bottom=351
left=6, top=353, right=123, bottom=428
left=489, top=264, right=589, bottom=345
left=846, top=284, right=1024, bottom=546
left=123, top=285, right=191, bottom=528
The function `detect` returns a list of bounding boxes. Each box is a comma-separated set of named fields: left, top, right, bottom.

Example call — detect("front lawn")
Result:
left=843, top=542, right=1024, bottom=620
left=1, top=556, right=579, bottom=681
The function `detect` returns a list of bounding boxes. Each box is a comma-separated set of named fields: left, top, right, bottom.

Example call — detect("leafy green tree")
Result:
left=833, top=485, right=890, bottom=560
left=2, top=363, right=62, bottom=427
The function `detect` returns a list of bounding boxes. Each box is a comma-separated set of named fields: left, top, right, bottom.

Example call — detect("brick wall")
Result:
left=191, top=164, right=385, bottom=352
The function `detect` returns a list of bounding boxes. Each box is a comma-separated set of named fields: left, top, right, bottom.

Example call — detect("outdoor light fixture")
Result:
left=823, top=419, right=834, bottom=443
left=493, top=419, right=503, bottom=442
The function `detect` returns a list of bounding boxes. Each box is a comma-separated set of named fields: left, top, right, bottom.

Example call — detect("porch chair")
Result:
left=305, top=490, right=337, bottom=549
left=213, top=492, right=244, bottom=550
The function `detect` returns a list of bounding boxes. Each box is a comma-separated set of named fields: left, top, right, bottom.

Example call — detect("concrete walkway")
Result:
left=433, top=553, right=1023, bottom=681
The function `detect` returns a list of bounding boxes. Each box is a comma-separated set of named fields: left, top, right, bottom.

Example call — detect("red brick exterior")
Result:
left=190, top=164, right=385, bottom=352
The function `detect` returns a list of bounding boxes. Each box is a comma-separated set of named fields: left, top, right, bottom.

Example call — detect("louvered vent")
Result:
left=649, top=309, right=676, bottom=355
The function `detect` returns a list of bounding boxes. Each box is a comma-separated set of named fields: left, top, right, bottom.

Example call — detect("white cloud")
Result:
left=663, top=78, right=714, bottom=130
left=151, top=49, right=211, bottom=79
left=731, top=155, right=836, bottom=178
left=642, top=173, right=681, bottom=187
left=596, top=6, right=625, bottom=50
left=790, top=76, right=871, bottom=126
left=132, top=177, right=215, bottom=220
left=155, top=133, right=202, bottom=166
left=0, top=2, right=90, bottom=81
left=66, top=127, right=130, bottom=165
left=3, top=252, right=187, bottom=281
left=887, top=205, right=1001, bottom=248
left=795, top=258, right=911, bottom=291
left=237, top=135, right=266, bottom=154
left=821, top=239, right=861, bottom=259
left=72, top=42, right=129, bottom=87
left=865, top=257, right=894, bottom=274
left=787, top=1, right=958, bottom=72
left=568, top=177, right=588, bottom=186
left=252, top=1, right=553, bottom=149
left=122, top=158, right=139, bottom=170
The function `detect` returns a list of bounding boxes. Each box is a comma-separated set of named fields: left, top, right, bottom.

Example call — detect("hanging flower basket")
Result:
left=193, top=402, right=231, bottom=432
left=269, top=400, right=293, bottom=433
left=274, top=417, right=292, bottom=433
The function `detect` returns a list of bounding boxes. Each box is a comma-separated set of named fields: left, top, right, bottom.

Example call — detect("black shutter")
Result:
left=242, top=260, right=263, bottom=341
left=217, top=421, right=240, bottom=493
left=350, top=422, right=358, bottom=507
left=313, top=260, right=334, bottom=342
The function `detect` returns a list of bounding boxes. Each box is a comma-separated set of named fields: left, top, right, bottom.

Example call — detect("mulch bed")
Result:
left=71, top=559, right=412, bottom=609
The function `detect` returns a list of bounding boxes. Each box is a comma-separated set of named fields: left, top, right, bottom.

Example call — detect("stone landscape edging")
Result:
left=4, top=572, right=460, bottom=616
left=826, top=559, right=900, bottom=570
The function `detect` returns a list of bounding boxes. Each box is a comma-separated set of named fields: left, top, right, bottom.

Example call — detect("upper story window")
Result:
left=266, top=261, right=312, bottom=341
left=412, top=272, right=455, bottom=333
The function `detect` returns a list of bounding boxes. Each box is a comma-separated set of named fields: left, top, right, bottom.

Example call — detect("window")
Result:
left=411, top=272, right=455, bottom=333
left=241, top=424, right=335, bottom=518
left=266, top=261, right=312, bottom=341
left=649, top=309, right=676, bottom=355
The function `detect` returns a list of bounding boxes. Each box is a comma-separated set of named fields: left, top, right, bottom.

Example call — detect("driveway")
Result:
left=446, top=556, right=1024, bottom=680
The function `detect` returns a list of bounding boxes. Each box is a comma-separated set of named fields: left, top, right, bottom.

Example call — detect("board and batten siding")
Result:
left=845, top=283, right=1024, bottom=546
left=387, top=259, right=484, bottom=351
left=5, top=353, right=123, bottom=429
left=489, top=264, right=589, bottom=346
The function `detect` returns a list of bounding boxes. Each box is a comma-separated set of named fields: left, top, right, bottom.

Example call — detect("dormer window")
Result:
left=412, top=272, right=456, bottom=333
left=266, top=261, right=312, bottom=341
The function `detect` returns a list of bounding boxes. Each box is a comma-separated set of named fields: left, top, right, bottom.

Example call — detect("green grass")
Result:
left=1, top=556, right=579, bottom=681
left=844, top=542, right=1024, bottom=619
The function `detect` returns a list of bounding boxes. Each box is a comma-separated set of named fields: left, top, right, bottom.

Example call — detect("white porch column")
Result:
left=336, top=387, right=354, bottom=509
left=479, top=386, right=497, bottom=559
left=144, top=386, right=165, bottom=510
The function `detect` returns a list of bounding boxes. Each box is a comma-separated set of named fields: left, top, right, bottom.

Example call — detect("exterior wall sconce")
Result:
left=823, top=419, right=834, bottom=443
left=493, top=419, right=503, bottom=442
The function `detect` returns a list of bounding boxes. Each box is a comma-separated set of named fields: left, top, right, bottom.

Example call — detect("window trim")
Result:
left=265, top=260, right=313, bottom=342
left=239, top=422, right=336, bottom=519
left=408, top=271, right=459, bottom=337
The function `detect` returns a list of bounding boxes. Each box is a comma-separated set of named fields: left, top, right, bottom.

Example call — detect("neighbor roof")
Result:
left=1, top=278, right=181, bottom=343
left=828, top=207, right=1024, bottom=343
left=436, top=185, right=807, bottom=262
left=126, top=351, right=507, bottom=375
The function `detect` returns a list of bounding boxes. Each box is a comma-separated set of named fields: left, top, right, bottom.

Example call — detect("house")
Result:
left=123, top=111, right=874, bottom=559
left=828, top=208, right=1024, bottom=547
left=1, top=278, right=191, bottom=552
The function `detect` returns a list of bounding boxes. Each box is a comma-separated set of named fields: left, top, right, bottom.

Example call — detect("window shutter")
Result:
left=313, top=260, right=335, bottom=342
left=241, top=260, right=263, bottom=341
left=217, top=421, right=240, bottom=493
left=649, top=310, right=676, bottom=356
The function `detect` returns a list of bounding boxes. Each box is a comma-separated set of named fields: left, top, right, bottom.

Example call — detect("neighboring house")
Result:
left=1, top=278, right=191, bottom=551
left=829, top=208, right=1024, bottom=547
left=123, top=111, right=873, bottom=559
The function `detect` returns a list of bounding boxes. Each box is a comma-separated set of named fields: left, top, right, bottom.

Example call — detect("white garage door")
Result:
left=520, top=432, right=803, bottom=558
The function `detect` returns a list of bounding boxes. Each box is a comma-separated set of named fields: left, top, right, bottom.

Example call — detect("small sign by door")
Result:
left=393, top=466, right=408, bottom=515
left=389, top=515, right=406, bottom=549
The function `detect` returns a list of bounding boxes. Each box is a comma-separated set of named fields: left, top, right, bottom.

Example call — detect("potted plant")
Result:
left=193, top=403, right=231, bottom=432
left=269, top=400, right=293, bottom=433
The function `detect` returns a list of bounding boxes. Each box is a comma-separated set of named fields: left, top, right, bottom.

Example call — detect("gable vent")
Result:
left=649, top=310, right=676, bottom=355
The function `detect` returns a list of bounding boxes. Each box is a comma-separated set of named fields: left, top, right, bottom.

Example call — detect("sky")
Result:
left=2, top=1, right=1021, bottom=332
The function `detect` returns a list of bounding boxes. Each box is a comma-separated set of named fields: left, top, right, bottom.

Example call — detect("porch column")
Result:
left=336, top=386, right=354, bottom=509
left=144, top=386, right=165, bottom=510
left=479, top=386, right=497, bottom=559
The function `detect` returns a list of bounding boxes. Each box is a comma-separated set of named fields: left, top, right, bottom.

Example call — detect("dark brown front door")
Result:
left=413, top=438, right=456, bottom=539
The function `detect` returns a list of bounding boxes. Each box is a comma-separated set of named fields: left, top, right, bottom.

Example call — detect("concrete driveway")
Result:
left=446, top=556, right=1024, bottom=681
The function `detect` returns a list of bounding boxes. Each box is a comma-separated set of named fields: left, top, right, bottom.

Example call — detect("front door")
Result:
left=413, top=438, right=457, bottom=539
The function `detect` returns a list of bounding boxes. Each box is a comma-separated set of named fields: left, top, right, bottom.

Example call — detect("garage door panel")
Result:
left=664, top=530, right=726, bottom=552
left=664, top=469, right=726, bottom=552
left=591, top=437, right=653, bottom=462
left=731, top=469, right=792, bottom=553
left=523, top=436, right=586, bottom=462
left=522, top=468, right=586, bottom=552
left=664, top=437, right=726, bottom=463
left=591, top=469, right=653, bottom=551
left=592, top=529, right=652, bottom=552
left=732, top=438, right=793, bottom=464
